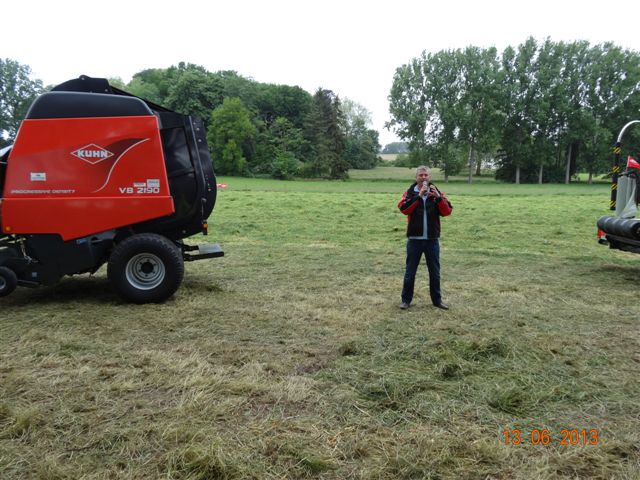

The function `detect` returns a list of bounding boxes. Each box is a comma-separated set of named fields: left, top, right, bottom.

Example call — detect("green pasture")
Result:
left=224, top=167, right=610, bottom=196
left=0, top=169, right=638, bottom=479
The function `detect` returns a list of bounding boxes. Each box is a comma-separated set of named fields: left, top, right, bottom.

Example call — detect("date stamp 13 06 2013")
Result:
left=503, top=428, right=599, bottom=446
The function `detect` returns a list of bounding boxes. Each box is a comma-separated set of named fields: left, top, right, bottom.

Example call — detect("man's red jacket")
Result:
left=398, top=183, right=452, bottom=238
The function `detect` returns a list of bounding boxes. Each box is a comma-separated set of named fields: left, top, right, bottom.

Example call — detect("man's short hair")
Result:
left=416, top=166, right=430, bottom=174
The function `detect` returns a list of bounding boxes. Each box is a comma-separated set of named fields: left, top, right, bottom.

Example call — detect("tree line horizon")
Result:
left=0, top=61, right=380, bottom=180
left=388, top=37, right=640, bottom=183
left=2, top=36, right=639, bottom=182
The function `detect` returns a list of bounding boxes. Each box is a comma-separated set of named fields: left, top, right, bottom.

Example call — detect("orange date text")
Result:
left=502, top=429, right=599, bottom=446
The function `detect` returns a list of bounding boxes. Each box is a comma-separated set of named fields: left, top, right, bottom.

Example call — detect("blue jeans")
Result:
left=401, top=238, right=441, bottom=305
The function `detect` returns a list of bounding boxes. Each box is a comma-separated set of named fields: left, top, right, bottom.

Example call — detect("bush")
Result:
left=270, top=152, right=301, bottom=180
left=390, top=153, right=412, bottom=167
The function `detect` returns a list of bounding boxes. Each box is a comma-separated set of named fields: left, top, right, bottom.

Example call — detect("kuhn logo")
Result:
left=71, top=144, right=114, bottom=164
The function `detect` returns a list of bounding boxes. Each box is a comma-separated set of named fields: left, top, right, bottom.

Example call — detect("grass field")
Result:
left=1, top=167, right=638, bottom=479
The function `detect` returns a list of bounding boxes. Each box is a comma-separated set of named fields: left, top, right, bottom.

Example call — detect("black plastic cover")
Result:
left=130, top=113, right=217, bottom=240
left=52, top=75, right=113, bottom=94
left=26, top=92, right=152, bottom=119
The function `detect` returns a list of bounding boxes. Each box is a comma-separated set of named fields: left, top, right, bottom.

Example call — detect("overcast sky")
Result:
left=5, top=0, right=640, bottom=146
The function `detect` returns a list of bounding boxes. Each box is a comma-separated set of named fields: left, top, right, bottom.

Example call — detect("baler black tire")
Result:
left=107, top=234, right=184, bottom=304
left=0, top=266, right=18, bottom=297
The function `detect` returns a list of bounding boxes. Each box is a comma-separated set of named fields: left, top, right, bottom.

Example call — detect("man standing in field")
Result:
left=398, top=166, right=453, bottom=310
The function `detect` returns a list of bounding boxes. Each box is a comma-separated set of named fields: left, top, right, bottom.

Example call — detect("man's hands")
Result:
left=419, top=182, right=441, bottom=199
left=429, top=186, right=442, bottom=200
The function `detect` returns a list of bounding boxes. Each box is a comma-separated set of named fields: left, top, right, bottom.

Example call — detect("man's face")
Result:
left=416, top=169, right=430, bottom=184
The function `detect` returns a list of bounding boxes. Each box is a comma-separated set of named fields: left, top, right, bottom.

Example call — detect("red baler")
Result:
left=0, top=76, right=223, bottom=303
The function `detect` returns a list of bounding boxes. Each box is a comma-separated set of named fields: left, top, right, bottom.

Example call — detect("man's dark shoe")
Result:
left=399, top=302, right=410, bottom=310
left=434, top=302, right=449, bottom=310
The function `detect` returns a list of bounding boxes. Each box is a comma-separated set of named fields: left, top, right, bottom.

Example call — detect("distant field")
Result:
left=1, top=176, right=637, bottom=479
left=351, top=166, right=498, bottom=183
left=379, top=153, right=398, bottom=161
left=221, top=174, right=611, bottom=198
left=355, top=166, right=611, bottom=184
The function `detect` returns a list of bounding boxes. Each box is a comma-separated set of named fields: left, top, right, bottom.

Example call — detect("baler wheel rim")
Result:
left=125, top=253, right=166, bottom=290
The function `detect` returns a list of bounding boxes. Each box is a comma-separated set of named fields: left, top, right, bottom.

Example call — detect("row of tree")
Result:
left=0, top=59, right=44, bottom=147
left=388, top=38, right=640, bottom=183
left=381, top=141, right=409, bottom=154
left=0, top=60, right=381, bottom=179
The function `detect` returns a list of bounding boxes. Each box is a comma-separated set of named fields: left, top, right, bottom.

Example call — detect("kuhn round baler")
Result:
left=0, top=75, right=223, bottom=303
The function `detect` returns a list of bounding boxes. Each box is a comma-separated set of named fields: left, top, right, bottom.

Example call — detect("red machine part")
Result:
left=1, top=116, right=174, bottom=240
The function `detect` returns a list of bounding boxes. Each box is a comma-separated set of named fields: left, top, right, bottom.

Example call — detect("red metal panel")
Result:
left=1, top=116, right=175, bottom=240
left=2, top=197, right=174, bottom=240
